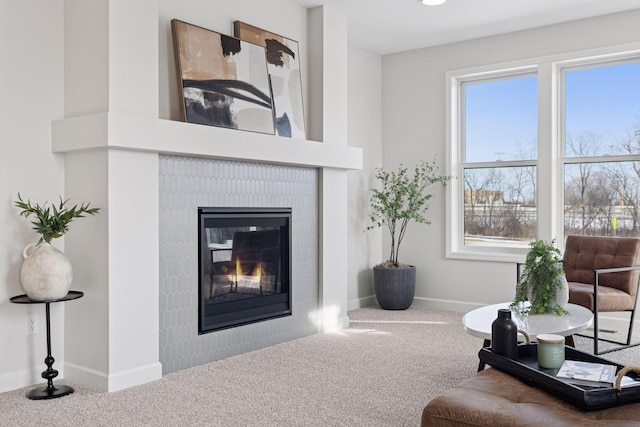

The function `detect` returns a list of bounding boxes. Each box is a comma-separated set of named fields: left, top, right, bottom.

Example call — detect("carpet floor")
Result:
left=1, top=306, right=638, bottom=426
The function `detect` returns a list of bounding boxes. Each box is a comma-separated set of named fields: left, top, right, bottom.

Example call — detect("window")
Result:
left=562, top=61, right=640, bottom=238
left=447, top=49, right=640, bottom=261
left=462, top=74, right=538, bottom=249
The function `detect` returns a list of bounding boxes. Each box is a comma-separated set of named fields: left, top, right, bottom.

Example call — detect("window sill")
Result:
left=446, top=246, right=526, bottom=263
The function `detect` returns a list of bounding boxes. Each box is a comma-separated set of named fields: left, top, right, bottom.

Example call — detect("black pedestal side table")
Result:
left=10, top=290, right=84, bottom=400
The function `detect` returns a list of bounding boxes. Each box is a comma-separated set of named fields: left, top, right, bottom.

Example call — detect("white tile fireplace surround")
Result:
left=159, top=156, right=319, bottom=374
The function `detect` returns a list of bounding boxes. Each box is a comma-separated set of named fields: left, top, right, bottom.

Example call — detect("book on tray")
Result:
left=556, top=360, right=617, bottom=388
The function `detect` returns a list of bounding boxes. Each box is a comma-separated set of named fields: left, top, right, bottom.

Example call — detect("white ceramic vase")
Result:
left=20, top=242, right=73, bottom=301
left=554, top=274, right=570, bottom=308
left=525, top=273, right=570, bottom=311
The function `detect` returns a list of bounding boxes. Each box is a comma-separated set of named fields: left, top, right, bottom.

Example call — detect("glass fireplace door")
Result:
left=198, top=208, right=291, bottom=333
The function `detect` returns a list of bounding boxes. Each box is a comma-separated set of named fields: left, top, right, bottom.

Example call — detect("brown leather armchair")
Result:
left=563, top=235, right=640, bottom=354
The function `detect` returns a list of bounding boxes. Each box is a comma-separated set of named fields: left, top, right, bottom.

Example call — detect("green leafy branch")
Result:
left=510, top=239, right=569, bottom=315
left=367, top=159, right=450, bottom=267
left=15, top=193, right=100, bottom=244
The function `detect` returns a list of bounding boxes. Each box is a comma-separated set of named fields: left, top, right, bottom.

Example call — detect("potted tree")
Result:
left=15, top=193, right=100, bottom=300
left=367, top=159, right=450, bottom=309
left=510, top=239, right=569, bottom=315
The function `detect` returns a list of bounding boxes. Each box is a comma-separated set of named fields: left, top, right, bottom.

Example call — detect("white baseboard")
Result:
left=349, top=295, right=640, bottom=344
left=0, top=367, right=42, bottom=394
left=108, top=362, right=163, bottom=392
left=348, top=295, right=484, bottom=313
left=65, top=361, right=163, bottom=392
left=347, top=295, right=377, bottom=311
left=320, top=315, right=350, bottom=333
left=590, top=313, right=638, bottom=335
left=412, top=297, right=484, bottom=313
left=64, top=362, right=109, bottom=391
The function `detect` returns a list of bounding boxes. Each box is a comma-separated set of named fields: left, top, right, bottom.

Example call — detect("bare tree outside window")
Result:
left=450, top=56, right=640, bottom=260
left=464, top=166, right=536, bottom=246
left=563, top=61, right=640, bottom=239
left=462, top=74, right=538, bottom=247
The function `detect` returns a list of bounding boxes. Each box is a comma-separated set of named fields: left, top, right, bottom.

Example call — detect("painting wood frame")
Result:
left=234, top=21, right=306, bottom=140
left=172, top=19, right=274, bottom=135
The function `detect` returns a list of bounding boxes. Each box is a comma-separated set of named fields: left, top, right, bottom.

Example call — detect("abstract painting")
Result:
left=234, top=21, right=306, bottom=139
left=172, top=20, right=274, bottom=135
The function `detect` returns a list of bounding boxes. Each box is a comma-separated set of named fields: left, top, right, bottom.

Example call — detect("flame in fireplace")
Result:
left=254, top=262, right=262, bottom=283
left=235, top=257, right=242, bottom=277
left=234, top=258, right=263, bottom=287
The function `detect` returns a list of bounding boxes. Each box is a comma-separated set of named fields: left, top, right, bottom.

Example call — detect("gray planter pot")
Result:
left=373, top=265, right=416, bottom=310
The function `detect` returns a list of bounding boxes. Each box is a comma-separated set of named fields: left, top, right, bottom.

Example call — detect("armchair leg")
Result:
left=627, top=306, right=638, bottom=346
left=594, top=311, right=599, bottom=355
left=577, top=310, right=640, bottom=355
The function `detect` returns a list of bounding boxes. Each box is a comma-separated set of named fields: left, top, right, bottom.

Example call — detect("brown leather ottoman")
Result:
left=422, top=368, right=640, bottom=426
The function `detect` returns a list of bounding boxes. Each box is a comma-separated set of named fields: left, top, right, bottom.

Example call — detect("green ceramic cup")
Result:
left=536, top=334, right=565, bottom=369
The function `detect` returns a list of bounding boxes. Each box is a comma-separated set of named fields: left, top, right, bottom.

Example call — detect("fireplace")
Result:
left=198, top=207, right=292, bottom=333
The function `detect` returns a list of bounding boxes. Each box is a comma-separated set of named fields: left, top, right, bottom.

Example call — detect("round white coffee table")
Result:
left=463, top=302, right=593, bottom=370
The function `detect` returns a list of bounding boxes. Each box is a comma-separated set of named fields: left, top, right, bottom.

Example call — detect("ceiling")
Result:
left=290, top=0, right=640, bottom=55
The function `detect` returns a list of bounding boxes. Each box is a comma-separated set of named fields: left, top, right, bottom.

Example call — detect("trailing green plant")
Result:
left=15, top=193, right=100, bottom=244
left=510, top=238, right=569, bottom=315
left=367, top=159, right=450, bottom=268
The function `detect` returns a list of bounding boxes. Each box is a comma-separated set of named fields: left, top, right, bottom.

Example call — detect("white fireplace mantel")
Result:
left=53, top=112, right=362, bottom=171
left=53, top=111, right=361, bottom=393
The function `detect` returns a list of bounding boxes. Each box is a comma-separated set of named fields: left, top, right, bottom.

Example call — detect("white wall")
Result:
left=381, top=10, right=640, bottom=313
left=347, top=45, right=382, bottom=309
left=0, top=1, right=66, bottom=392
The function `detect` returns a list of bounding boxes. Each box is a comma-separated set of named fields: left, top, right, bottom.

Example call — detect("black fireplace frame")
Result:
left=198, top=207, right=292, bottom=334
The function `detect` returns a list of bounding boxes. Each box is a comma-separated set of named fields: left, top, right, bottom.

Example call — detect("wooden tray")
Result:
left=478, top=344, right=640, bottom=411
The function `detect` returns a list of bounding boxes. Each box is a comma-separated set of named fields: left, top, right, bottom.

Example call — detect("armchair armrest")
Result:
left=591, top=265, right=640, bottom=354
left=594, top=266, right=640, bottom=275
left=593, top=265, right=640, bottom=316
